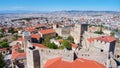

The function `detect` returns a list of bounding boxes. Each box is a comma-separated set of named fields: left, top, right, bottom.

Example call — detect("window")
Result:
left=101, top=49, right=103, bottom=52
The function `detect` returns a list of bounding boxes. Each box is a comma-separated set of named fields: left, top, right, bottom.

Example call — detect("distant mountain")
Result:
left=0, top=10, right=119, bottom=14
left=0, top=10, right=47, bottom=14
left=63, top=10, right=120, bottom=13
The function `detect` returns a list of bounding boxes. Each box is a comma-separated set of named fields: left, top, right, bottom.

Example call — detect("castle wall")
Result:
left=94, top=40, right=110, bottom=52
left=39, top=48, right=74, bottom=68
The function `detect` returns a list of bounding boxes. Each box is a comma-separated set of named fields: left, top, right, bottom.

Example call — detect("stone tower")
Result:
left=53, top=23, right=59, bottom=29
left=22, top=31, right=31, bottom=51
left=72, top=23, right=88, bottom=44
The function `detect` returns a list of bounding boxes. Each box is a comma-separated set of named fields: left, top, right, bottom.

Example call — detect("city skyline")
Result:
left=0, top=0, right=120, bottom=12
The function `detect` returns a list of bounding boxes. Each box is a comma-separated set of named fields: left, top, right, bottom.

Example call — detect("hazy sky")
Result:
left=0, top=0, right=120, bottom=11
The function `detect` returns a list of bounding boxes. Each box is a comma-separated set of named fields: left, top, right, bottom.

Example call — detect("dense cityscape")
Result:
left=0, top=11, right=120, bottom=68
left=0, top=0, right=120, bottom=68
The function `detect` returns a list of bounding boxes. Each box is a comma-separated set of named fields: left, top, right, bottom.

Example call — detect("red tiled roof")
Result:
left=32, top=43, right=47, bottom=48
left=39, top=29, right=55, bottom=35
left=12, top=52, right=26, bottom=60
left=44, top=57, right=106, bottom=68
left=96, top=36, right=116, bottom=42
left=11, top=45, right=26, bottom=60
left=24, top=27, right=35, bottom=32
left=31, top=34, right=41, bottom=40
left=71, top=43, right=78, bottom=48
left=87, top=37, right=95, bottom=43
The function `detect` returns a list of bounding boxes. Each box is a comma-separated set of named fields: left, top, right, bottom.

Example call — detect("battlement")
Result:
left=39, top=48, right=74, bottom=68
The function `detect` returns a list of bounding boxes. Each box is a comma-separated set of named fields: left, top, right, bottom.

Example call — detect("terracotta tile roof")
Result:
left=11, top=45, right=26, bottom=60
left=39, top=29, right=55, bottom=35
left=71, top=43, right=78, bottom=48
left=32, top=43, right=47, bottom=48
left=24, top=27, right=35, bottom=32
left=11, top=52, right=26, bottom=60
left=31, top=34, right=41, bottom=40
left=44, top=57, right=106, bottom=68
left=87, top=37, right=95, bottom=43
left=96, top=36, right=116, bottom=42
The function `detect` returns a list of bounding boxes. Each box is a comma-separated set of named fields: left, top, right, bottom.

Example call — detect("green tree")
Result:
left=0, top=29, right=5, bottom=34
left=62, top=40, right=71, bottom=50
left=47, top=42, right=58, bottom=49
left=9, top=27, right=16, bottom=34
left=58, top=45, right=64, bottom=49
left=94, top=31, right=103, bottom=34
left=0, top=42, right=9, bottom=48
left=12, top=35, right=19, bottom=40
left=0, top=54, right=5, bottom=68
left=110, top=32, right=115, bottom=36
left=67, top=36, right=74, bottom=43
left=0, top=39, right=9, bottom=48
left=42, top=38, right=50, bottom=46
left=42, top=38, right=58, bottom=49
left=0, top=34, right=4, bottom=38
left=55, top=36, right=62, bottom=39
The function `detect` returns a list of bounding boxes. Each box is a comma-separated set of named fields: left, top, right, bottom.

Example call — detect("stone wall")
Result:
left=39, top=48, right=74, bottom=68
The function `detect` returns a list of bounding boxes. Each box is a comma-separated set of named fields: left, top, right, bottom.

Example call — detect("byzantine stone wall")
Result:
left=39, top=48, right=74, bottom=68
left=75, top=49, right=108, bottom=66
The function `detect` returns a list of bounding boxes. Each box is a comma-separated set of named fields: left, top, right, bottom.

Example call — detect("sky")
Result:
left=0, top=0, right=120, bottom=11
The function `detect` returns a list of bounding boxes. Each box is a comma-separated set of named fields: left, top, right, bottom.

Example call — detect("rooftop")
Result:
left=31, top=34, right=41, bottom=40
left=44, top=57, right=106, bottom=68
left=39, top=29, right=55, bottom=35
left=87, top=37, right=95, bottom=43
left=32, top=43, right=48, bottom=48
left=96, top=36, right=116, bottom=42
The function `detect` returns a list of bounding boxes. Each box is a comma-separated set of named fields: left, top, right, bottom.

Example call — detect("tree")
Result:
left=94, top=31, right=103, bottom=34
left=0, top=34, right=4, bottom=38
left=0, top=29, right=5, bottom=34
left=42, top=38, right=50, bottom=46
left=9, top=27, right=16, bottom=34
left=0, top=54, right=5, bottom=68
left=0, top=39, right=9, bottom=48
left=12, top=34, right=19, bottom=41
left=0, top=42, right=9, bottom=48
left=67, top=36, right=74, bottom=43
left=42, top=37, right=58, bottom=49
left=110, top=32, right=115, bottom=36
left=55, top=36, right=62, bottom=39
left=62, top=40, right=71, bottom=50
left=47, top=42, right=58, bottom=49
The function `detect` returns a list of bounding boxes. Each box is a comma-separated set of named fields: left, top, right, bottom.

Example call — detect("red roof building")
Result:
left=11, top=45, right=26, bottom=60
left=87, top=37, right=95, bottom=43
left=96, top=36, right=116, bottom=42
left=31, top=34, right=41, bottom=40
left=32, top=43, right=47, bottom=48
left=39, top=29, right=55, bottom=35
left=44, top=57, right=106, bottom=68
